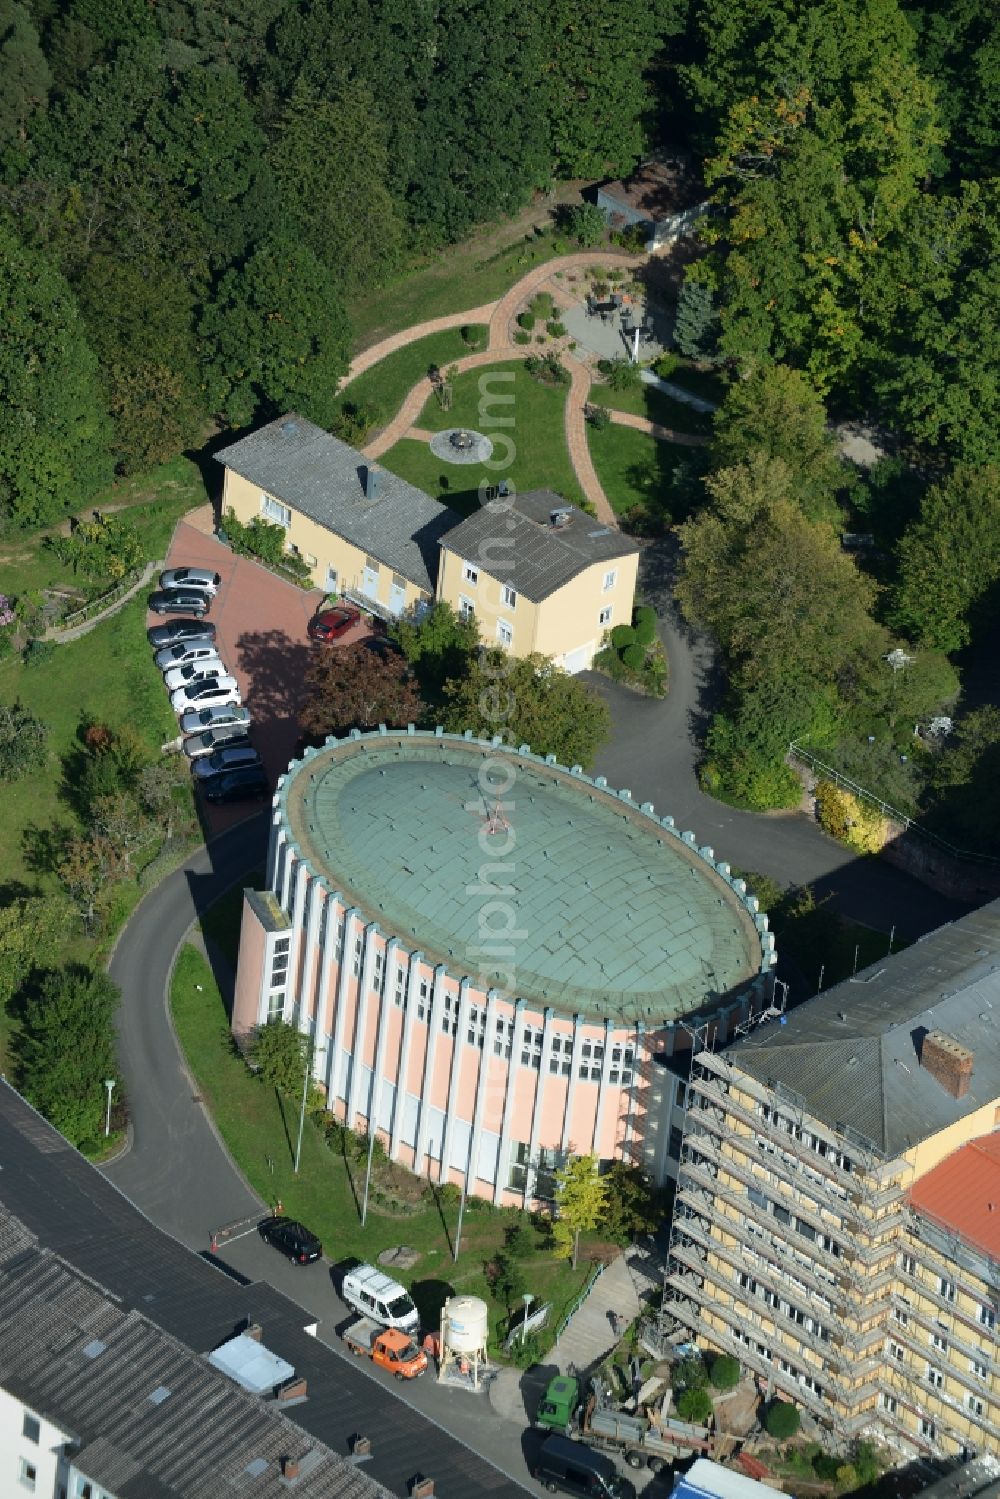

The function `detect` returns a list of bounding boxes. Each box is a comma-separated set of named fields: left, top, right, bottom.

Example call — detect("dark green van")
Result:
left=533, top=1434, right=636, bottom=1499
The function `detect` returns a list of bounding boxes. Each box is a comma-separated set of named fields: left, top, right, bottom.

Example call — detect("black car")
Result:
left=148, top=588, right=210, bottom=618
left=258, top=1217, right=322, bottom=1265
left=201, top=765, right=269, bottom=804
left=148, top=618, right=217, bottom=648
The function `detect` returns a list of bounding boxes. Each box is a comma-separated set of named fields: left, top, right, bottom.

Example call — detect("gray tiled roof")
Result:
left=728, top=901, right=1000, bottom=1158
left=0, top=1223, right=386, bottom=1499
left=215, top=415, right=461, bottom=595
left=440, top=489, right=638, bottom=603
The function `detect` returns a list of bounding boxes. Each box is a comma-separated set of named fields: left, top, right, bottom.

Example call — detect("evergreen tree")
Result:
left=673, top=276, right=719, bottom=363
left=0, top=224, right=112, bottom=528
left=0, top=0, right=50, bottom=140
left=17, top=965, right=120, bottom=1150
left=892, top=467, right=1000, bottom=652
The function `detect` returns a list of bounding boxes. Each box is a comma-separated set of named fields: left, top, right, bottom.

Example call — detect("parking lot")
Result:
left=148, top=511, right=371, bottom=835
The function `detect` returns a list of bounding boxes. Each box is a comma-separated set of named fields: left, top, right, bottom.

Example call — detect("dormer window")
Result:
left=463, top=562, right=479, bottom=585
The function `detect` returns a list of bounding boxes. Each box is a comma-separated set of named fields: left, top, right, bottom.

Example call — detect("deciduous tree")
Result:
left=442, top=650, right=611, bottom=769
left=0, top=699, right=48, bottom=779
left=551, top=1153, right=608, bottom=1269
left=392, top=601, right=480, bottom=709
left=300, top=642, right=423, bottom=741
left=891, top=467, right=1000, bottom=652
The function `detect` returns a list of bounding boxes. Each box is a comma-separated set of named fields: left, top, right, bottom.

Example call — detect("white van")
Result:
left=340, top=1264, right=420, bottom=1334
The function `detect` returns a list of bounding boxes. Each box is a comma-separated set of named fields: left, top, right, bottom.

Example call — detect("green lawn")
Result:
left=375, top=440, right=486, bottom=517
left=588, top=422, right=671, bottom=520
left=347, top=224, right=567, bottom=348
left=172, top=943, right=591, bottom=1351
left=666, top=361, right=726, bottom=407
left=0, top=455, right=209, bottom=601
left=338, top=326, right=488, bottom=437
left=593, top=379, right=714, bottom=436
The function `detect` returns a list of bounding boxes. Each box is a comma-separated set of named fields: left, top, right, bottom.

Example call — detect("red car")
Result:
left=307, top=605, right=361, bottom=643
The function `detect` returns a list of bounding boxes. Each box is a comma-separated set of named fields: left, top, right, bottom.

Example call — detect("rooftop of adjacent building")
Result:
left=725, top=900, right=1000, bottom=1158
left=215, top=414, right=461, bottom=595
left=678, top=1458, right=786, bottom=1499
left=281, top=730, right=766, bottom=1024
left=0, top=1080, right=525, bottom=1499
left=439, top=489, right=638, bottom=603
left=910, top=1455, right=1000, bottom=1499
left=909, top=1133, right=1000, bottom=1264
left=597, top=155, right=705, bottom=217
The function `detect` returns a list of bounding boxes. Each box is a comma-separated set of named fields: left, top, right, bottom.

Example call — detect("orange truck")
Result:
left=342, top=1318, right=428, bottom=1379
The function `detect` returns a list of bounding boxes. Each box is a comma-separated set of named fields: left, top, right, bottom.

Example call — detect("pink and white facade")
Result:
left=232, top=730, right=774, bottom=1203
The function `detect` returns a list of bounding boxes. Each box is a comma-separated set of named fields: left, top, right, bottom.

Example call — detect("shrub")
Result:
left=765, top=1400, right=801, bottom=1439
left=560, top=201, right=607, bottom=247
left=513, top=330, right=531, bottom=345
left=530, top=291, right=555, bottom=319
left=518, top=311, right=535, bottom=330
left=814, top=780, right=890, bottom=854
left=331, top=401, right=374, bottom=444
left=605, top=358, right=640, bottom=393
left=622, top=643, right=646, bottom=671
left=671, top=1356, right=708, bottom=1394
left=653, top=352, right=681, bottom=380
left=461, top=324, right=484, bottom=348
left=710, top=1355, right=740, bottom=1390
left=546, top=320, right=566, bottom=338
left=22, top=638, right=56, bottom=670
left=677, top=1388, right=713, bottom=1424
left=609, top=624, right=635, bottom=650
left=633, top=605, right=656, bottom=631
left=632, top=615, right=656, bottom=647
left=587, top=404, right=611, bottom=430
left=0, top=699, right=49, bottom=781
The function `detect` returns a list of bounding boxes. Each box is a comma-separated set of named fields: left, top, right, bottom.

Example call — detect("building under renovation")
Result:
left=664, top=900, right=1000, bottom=1461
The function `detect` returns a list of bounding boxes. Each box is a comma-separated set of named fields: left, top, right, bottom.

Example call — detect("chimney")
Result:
left=245, top=1323, right=262, bottom=1342
left=282, top=1458, right=300, bottom=1481
left=364, top=465, right=380, bottom=500
left=919, top=1030, right=974, bottom=1099
left=276, top=1376, right=308, bottom=1402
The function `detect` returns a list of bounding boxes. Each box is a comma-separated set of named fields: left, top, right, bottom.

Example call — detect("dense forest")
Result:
left=0, top=0, right=997, bottom=840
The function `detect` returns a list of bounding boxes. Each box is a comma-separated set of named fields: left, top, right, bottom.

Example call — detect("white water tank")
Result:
left=445, top=1296, right=489, bottom=1352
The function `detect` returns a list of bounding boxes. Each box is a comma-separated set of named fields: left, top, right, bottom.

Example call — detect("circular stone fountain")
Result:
left=429, top=427, right=494, bottom=465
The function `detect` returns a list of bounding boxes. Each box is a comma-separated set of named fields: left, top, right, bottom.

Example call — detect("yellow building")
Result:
left=215, top=415, right=459, bottom=619
left=215, top=418, right=639, bottom=671
left=436, top=489, right=639, bottom=673
left=663, top=899, right=1000, bottom=1463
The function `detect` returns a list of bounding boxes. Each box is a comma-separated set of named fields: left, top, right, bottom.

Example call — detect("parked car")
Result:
left=170, top=676, right=241, bottom=713
left=163, top=658, right=227, bottom=692
left=201, top=765, right=269, bottom=803
left=155, top=638, right=218, bottom=672
left=183, top=728, right=252, bottom=761
left=533, top=1435, right=634, bottom=1499
left=148, top=619, right=217, bottom=649
left=340, top=1264, right=420, bottom=1335
left=179, top=703, right=250, bottom=736
left=148, top=589, right=210, bottom=618
left=307, top=604, right=361, bottom=643
left=191, top=744, right=262, bottom=780
left=257, top=1217, right=322, bottom=1265
left=159, top=566, right=222, bottom=594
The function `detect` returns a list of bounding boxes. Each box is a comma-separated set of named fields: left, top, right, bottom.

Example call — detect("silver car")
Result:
left=155, top=637, right=218, bottom=672
left=171, top=675, right=241, bottom=713
left=183, top=726, right=252, bottom=760
left=163, top=657, right=225, bottom=691
left=179, top=703, right=250, bottom=735
left=159, top=566, right=221, bottom=594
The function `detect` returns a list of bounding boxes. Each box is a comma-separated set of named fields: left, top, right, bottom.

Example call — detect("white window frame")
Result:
left=979, top=1304, right=996, bottom=1330
left=602, top=569, right=617, bottom=592
left=880, top=1392, right=897, bottom=1414
left=970, top=1355, right=989, bottom=1380
left=939, top=1276, right=956, bottom=1302
left=261, top=494, right=291, bottom=528
left=18, top=1457, right=37, bottom=1491
left=496, top=618, right=513, bottom=648
left=967, top=1394, right=984, bottom=1418
left=501, top=583, right=517, bottom=609
left=920, top=1417, right=936, bottom=1442
left=599, top=605, right=613, bottom=627
left=926, top=1364, right=943, bottom=1389
left=458, top=595, right=475, bottom=621
left=462, top=561, right=479, bottom=585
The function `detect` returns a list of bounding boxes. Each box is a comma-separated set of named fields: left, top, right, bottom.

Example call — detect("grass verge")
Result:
left=171, top=941, right=591, bottom=1350
left=593, top=380, right=714, bottom=436
left=338, top=327, right=488, bottom=436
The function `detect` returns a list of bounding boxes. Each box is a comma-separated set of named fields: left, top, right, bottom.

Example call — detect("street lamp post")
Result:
left=521, top=1292, right=535, bottom=1345
left=104, top=1079, right=115, bottom=1138
left=293, top=1038, right=325, bottom=1175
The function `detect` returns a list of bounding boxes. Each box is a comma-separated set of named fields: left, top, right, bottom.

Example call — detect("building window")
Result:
left=521, top=1026, right=543, bottom=1069
left=440, top=993, right=458, bottom=1037
left=463, top=562, right=479, bottom=585
left=967, top=1394, right=984, bottom=1418
left=926, top=1365, right=943, bottom=1389
left=494, top=1015, right=513, bottom=1059
left=901, top=1253, right=916, bottom=1276
left=549, top=1035, right=573, bottom=1077
left=496, top=619, right=513, bottom=648
left=261, top=494, right=291, bottom=528
left=920, top=1418, right=936, bottom=1442
left=970, top=1355, right=989, bottom=1381
left=602, top=569, right=617, bottom=592
left=417, top=977, right=430, bottom=1021
left=578, top=1039, right=603, bottom=1081
left=76, top=1484, right=93, bottom=1499
left=888, top=1341, right=905, bottom=1363
left=467, top=1005, right=486, bottom=1048
left=325, top=565, right=338, bottom=591
left=979, top=1304, right=996, bottom=1331
left=267, top=991, right=285, bottom=1021
left=939, top=1276, right=956, bottom=1302
left=893, top=1303, right=910, bottom=1327
left=609, top=1044, right=634, bottom=1086
left=598, top=605, right=612, bottom=627
left=18, top=1459, right=37, bottom=1491
left=880, top=1393, right=897, bottom=1415
left=501, top=584, right=517, bottom=608
left=372, top=949, right=384, bottom=993
left=22, top=1415, right=39, bottom=1444
left=393, top=963, right=407, bottom=1009
left=509, top=1140, right=530, bottom=1192
left=351, top=934, right=363, bottom=977
left=458, top=595, right=475, bottom=621
left=930, top=1327, right=948, bottom=1354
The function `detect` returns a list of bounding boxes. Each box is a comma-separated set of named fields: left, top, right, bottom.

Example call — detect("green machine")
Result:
left=536, top=1374, right=583, bottom=1434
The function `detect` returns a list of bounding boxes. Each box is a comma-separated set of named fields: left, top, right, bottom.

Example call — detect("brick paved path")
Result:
left=607, top=408, right=710, bottom=447
left=341, top=303, right=498, bottom=386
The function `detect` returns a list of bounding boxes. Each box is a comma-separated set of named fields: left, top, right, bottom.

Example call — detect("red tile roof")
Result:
left=909, top=1133, right=1000, bottom=1261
